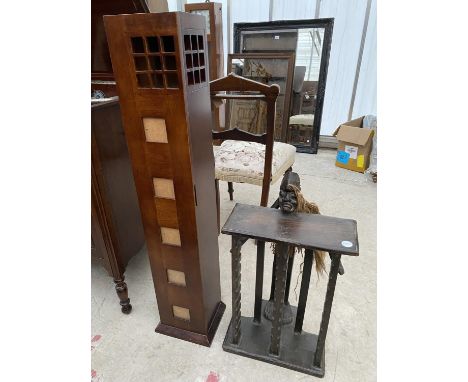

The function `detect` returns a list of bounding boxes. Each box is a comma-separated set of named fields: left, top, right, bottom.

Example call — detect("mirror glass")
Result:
left=228, top=55, right=294, bottom=140
left=288, top=28, right=324, bottom=145
left=238, top=25, right=328, bottom=150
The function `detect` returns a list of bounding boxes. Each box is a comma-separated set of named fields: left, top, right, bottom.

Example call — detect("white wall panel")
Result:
left=271, top=0, right=316, bottom=20
left=167, top=0, right=178, bottom=11
left=352, top=0, right=376, bottom=118
left=319, top=0, right=368, bottom=135
left=231, top=0, right=270, bottom=24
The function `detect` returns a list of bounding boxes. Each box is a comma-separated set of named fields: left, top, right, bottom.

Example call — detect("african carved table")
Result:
left=221, top=203, right=359, bottom=377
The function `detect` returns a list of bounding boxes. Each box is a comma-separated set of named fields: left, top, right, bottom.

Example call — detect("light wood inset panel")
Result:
left=173, top=305, right=190, bottom=321
left=143, top=118, right=168, bottom=143
left=167, top=269, right=186, bottom=286
left=161, top=227, right=181, bottom=246
left=153, top=178, right=175, bottom=199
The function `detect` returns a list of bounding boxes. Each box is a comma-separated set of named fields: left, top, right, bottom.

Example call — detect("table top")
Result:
left=222, top=204, right=359, bottom=256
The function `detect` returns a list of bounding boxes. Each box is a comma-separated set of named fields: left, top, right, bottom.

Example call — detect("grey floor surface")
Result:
left=91, top=149, right=376, bottom=382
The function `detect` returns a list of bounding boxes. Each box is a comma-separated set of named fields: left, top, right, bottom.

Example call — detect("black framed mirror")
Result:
left=234, top=18, right=334, bottom=154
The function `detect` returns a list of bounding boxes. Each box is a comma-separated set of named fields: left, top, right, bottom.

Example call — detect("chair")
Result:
left=210, top=73, right=296, bottom=227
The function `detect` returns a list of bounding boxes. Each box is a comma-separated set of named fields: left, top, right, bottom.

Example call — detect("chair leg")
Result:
left=215, top=179, right=220, bottom=235
left=227, top=182, right=234, bottom=201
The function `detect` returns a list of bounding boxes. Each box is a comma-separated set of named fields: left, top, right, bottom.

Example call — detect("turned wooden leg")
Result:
left=231, top=235, right=243, bottom=345
left=254, top=240, right=265, bottom=323
left=284, top=252, right=294, bottom=305
left=313, top=253, right=341, bottom=367
left=114, top=277, right=132, bottom=314
left=269, top=242, right=290, bottom=355
left=294, top=249, right=314, bottom=333
left=227, top=182, right=234, bottom=201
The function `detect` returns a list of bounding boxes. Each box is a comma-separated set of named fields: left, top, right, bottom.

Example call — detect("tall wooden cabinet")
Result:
left=104, top=12, right=225, bottom=346
left=185, top=2, right=224, bottom=131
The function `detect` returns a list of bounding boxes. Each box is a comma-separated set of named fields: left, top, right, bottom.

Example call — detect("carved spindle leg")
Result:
left=294, top=249, right=314, bottom=333
left=254, top=240, right=265, bottom=323
left=268, top=255, right=277, bottom=301
left=313, top=253, right=341, bottom=368
left=264, top=247, right=294, bottom=324
left=284, top=252, right=294, bottom=304
left=227, top=182, right=234, bottom=201
left=269, top=242, right=290, bottom=356
left=114, top=277, right=132, bottom=314
left=231, top=235, right=243, bottom=345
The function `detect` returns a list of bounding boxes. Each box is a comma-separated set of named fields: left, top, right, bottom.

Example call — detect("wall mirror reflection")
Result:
left=227, top=53, right=295, bottom=141
left=234, top=19, right=334, bottom=153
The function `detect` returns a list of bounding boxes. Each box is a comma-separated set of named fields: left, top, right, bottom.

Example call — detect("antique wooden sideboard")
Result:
left=91, top=99, right=145, bottom=313
left=91, top=0, right=148, bottom=313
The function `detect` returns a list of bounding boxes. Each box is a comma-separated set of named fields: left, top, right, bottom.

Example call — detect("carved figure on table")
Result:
left=277, top=172, right=326, bottom=274
left=264, top=171, right=330, bottom=324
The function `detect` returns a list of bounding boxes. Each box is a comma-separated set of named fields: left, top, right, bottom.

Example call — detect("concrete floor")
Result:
left=91, top=149, right=376, bottom=382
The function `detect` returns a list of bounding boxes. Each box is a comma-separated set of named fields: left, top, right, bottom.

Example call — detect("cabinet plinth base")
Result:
left=155, top=301, right=226, bottom=347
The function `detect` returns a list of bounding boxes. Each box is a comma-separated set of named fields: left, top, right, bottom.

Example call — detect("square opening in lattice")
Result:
left=161, top=227, right=181, bottom=246
left=185, top=54, right=193, bottom=69
left=153, top=178, right=175, bottom=199
left=164, top=55, right=177, bottom=70
left=198, top=35, right=204, bottom=50
left=192, top=53, right=199, bottom=67
left=200, top=68, right=206, bottom=83
left=194, top=70, right=200, bottom=84
left=184, top=35, right=191, bottom=51
left=151, top=73, right=164, bottom=88
left=191, top=35, right=198, bottom=51
left=172, top=305, right=190, bottom=321
left=136, top=73, right=151, bottom=88
left=134, top=56, right=148, bottom=70
left=146, top=36, right=160, bottom=52
left=187, top=71, right=194, bottom=85
left=131, top=37, right=145, bottom=53
left=149, top=55, right=162, bottom=70
left=165, top=73, right=179, bottom=89
left=161, top=36, right=175, bottom=52
left=167, top=269, right=186, bottom=286
left=143, top=118, right=168, bottom=143
left=199, top=52, right=205, bottom=67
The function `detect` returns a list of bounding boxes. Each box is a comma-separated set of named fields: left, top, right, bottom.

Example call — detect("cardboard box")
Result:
left=333, top=116, right=374, bottom=173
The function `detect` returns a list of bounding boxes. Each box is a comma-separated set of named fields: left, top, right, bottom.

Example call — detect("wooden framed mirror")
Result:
left=227, top=53, right=295, bottom=141
left=234, top=18, right=334, bottom=154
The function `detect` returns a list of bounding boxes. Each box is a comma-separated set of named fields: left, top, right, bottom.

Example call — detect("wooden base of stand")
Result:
left=222, top=300, right=325, bottom=377
left=156, top=301, right=226, bottom=347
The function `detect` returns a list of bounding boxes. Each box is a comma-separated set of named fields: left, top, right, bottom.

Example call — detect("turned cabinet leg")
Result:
left=114, top=277, right=132, bottom=314
left=227, top=182, right=234, bottom=201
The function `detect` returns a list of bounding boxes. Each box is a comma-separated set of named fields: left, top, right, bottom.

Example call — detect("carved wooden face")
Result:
left=279, top=185, right=298, bottom=213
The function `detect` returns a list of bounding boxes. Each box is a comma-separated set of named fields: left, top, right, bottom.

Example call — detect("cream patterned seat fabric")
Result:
left=289, top=114, right=314, bottom=126
left=213, top=140, right=296, bottom=186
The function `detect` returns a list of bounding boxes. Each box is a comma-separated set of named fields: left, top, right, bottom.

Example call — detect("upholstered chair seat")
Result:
left=213, top=140, right=296, bottom=186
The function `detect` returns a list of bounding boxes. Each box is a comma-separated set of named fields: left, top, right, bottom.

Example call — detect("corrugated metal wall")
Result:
left=170, top=0, right=377, bottom=136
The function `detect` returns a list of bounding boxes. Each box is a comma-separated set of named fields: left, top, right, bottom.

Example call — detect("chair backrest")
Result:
left=210, top=73, right=280, bottom=206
